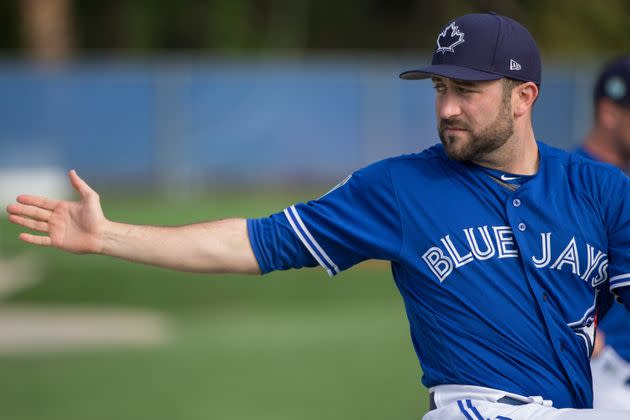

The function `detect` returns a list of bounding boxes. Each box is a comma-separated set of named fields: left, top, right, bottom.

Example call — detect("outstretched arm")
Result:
left=5, top=170, right=260, bottom=274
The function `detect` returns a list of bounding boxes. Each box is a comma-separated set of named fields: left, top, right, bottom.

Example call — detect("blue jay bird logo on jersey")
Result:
left=436, top=22, right=465, bottom=53
left=568, top=300, right=597, bottom=357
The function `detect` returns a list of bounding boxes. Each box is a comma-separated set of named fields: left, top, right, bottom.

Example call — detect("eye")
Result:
left=455, top=85, right=473, bottom=94
left=433, top=84, right=446, bottom=94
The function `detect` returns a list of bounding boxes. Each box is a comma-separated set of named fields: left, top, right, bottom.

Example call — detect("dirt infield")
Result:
left=0, top=304, right=170, bottom=354
left=0, top=254, right=169, bottom=354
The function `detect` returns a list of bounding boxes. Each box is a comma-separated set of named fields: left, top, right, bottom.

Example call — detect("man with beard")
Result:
left=6, top=13, right=630, bottom=419
left=575, top=56, right=630, bottom=411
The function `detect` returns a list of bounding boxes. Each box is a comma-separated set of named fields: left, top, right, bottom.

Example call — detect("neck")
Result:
left=583, top=127, right=628, bottom=169
left=472, top=123, right=539, bottom=175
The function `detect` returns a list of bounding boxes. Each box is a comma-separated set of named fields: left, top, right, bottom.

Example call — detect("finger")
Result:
left=8, top=215, right=49, bottom=233
left=6, top=203, right=52, bottom=222
left=16, top=195, right=59, bottom=211
left=18, top=232, right=51, bottom=247
left=68, top=170, right=96, bottom=200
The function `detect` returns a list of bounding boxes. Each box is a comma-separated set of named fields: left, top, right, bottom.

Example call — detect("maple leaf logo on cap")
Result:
left=436, top=22, right=465, bottom=53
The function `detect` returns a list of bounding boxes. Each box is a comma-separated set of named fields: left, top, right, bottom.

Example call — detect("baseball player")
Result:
left=575, top=55, right=630, bottom=411
left=6, top=13, right=630, bottom=419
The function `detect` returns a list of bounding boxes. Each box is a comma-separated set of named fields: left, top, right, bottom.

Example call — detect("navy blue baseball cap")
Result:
left=594, top=56, right=630, bottom=108
left=400, top=12, right=541, bottom=85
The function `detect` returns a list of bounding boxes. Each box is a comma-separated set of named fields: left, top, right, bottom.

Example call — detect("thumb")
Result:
left=68, top=169, right=97, bottom=200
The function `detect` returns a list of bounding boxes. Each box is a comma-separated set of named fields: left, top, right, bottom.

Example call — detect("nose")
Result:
left=436, top=93, right=462, bottom=120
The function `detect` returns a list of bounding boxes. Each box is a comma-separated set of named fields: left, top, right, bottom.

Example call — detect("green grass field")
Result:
left=0, top=190, right=428, bottom=420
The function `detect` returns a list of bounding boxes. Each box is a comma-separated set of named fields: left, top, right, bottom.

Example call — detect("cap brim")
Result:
left=399, top=64, right=504, bottom=81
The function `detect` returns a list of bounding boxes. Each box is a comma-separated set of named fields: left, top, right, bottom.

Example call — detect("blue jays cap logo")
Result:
left=436, top=22, right=465, bottom=53
left=605, top=76, right=627, bottom=100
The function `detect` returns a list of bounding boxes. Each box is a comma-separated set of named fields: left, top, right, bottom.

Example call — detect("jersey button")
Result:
left=518, top=222, right=526, bottom=231
left=512, top=198, right=521, bottom=207
left=542, top=292, right=548, bottom=302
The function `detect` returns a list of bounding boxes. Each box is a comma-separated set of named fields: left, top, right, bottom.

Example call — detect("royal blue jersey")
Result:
left=248, top=142, right=630, bottom=409
left=575, top=146, right=630, bottom=362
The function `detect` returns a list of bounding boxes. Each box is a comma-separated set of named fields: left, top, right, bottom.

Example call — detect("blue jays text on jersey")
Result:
left=247, top=142, right=630, bottom=409
left=421, top=224, right=609, bottom=286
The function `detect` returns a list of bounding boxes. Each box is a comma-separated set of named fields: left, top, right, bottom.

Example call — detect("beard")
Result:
left=438, top=99, right=514, bottom=162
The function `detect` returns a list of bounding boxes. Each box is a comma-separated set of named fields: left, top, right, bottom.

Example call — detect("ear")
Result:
left=512, top=82, right=538, bottom=117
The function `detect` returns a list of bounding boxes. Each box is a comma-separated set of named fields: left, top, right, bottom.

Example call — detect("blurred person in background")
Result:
left=576, top=55, right=630, bottom=410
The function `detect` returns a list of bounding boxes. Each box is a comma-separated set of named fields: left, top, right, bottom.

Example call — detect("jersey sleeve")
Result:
left=603, top=171, right=630, bottom=295
left=248, top=159, right=403, bottom=277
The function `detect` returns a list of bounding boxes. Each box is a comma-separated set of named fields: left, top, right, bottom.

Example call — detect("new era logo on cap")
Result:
left=399, top=12, right=541, bottom=85
left=510, top=59, right=522, bottom=71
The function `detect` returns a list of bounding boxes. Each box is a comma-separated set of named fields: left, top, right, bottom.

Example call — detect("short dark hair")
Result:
left=502, top=78, right=523, bottom=96
left=502, top=78, right=538, bottom=107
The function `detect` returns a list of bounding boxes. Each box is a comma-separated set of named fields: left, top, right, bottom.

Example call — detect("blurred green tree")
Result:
left=3, top=0, right=629, bottom=56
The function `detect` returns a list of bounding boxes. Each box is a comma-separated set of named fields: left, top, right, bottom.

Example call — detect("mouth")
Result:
left=440, top=120, right=469, bottom=133
left=441, top=127, right=469, bottom=135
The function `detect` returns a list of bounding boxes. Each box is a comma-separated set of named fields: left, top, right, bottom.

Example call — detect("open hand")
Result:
left=6, top=170, right=106, bottom=254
